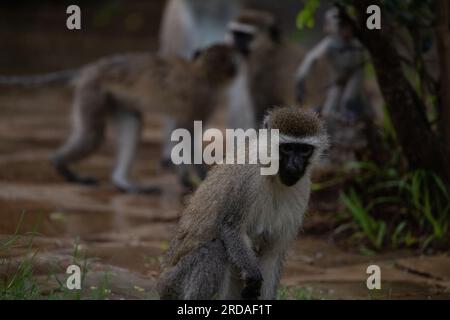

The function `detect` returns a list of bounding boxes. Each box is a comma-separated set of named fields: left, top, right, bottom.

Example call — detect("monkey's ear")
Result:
left=192, top=49, right=203, bottom=60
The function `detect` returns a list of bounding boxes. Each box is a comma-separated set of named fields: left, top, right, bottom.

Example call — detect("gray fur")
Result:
left=50, top=45, right=238, bottom=193
left=295, top=7, right=371, bottom=121
left=157, top=108, right=328, bottom=300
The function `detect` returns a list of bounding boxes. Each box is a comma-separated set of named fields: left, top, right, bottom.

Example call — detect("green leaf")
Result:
left=296, top=0, right=320, bottom=30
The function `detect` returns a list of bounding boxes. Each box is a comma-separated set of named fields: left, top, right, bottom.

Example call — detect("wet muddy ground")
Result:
left=0, top=87, right=449, bottom=300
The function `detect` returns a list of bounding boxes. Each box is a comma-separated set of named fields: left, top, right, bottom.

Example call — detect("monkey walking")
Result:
left=0, top=48, right=239, bottom=193
left=295, top=6, right=371, bottom=122
left=0, top=6, right=310, bottom=193
left=48, top=44, right=238, bottom=193
left=157, top=107, right=328, bottom=300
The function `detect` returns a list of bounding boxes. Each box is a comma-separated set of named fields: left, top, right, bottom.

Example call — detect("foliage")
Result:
left=296, top=0, right=320, bottom=30
left=277, top=285, right=315, bottom=300
left=297, top=1, right=449, bottom=250
left=339, top=110, right=450, bottom=250
left=0, top=214, right=40, bottom=299
left=0, top=215, right=111, bottom=300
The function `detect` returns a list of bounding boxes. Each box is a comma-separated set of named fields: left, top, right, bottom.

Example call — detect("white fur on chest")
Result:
left=227, top=64, right=255, bottom=130
left=247, top=176, right=311, bottom=242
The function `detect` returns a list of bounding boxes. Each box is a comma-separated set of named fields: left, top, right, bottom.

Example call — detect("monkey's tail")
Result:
left=0, top=69, right=78, bottom=87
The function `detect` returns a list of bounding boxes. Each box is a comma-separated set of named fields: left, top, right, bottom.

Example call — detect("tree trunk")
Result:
left=434, top=0, right=450, bottom=164
left=351, top=0, right=450, bottom=181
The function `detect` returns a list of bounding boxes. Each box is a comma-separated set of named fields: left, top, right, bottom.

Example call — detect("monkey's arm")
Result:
left=295, top=37, right=331, bottom=102
left=259, top=243, right=286, bottom=299
left=221, top=223, right=262, bottom=300
left=296, top=37, right=331, bottom=81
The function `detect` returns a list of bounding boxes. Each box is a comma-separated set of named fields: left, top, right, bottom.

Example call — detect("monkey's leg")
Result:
left=51, top=89, right=107, bottom=185
left=158, top=240, right=228, bottom=299
left=182, top=240, right=228, bottom=300
left=111, top=106, right=160, bottom=194
left=321, top=85, right=342, bottom=117
left=258, top=247, right=286, bottom=300
left=340, top=71, right=364, bottom=121
left=157, top=263, right=186, bottom=299
left=217, top=265, right=244, bottom=300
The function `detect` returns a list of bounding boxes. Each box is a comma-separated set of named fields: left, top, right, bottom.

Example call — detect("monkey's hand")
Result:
left=221, top=227, right=263, bottom=299
left=241, top=270, right=263, bottom=300
left=296, top=79, right=306, bottom=104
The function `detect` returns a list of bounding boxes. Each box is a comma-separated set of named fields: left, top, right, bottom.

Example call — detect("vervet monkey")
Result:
left=228, top=10, right=305, bottom=126
left=50, top=44, right=239, bottom=193
left=295, top=6, right=370, bottom=121
left=157, top=107, right=328, bottom=300
left=158, top=0, right=251, bottom=167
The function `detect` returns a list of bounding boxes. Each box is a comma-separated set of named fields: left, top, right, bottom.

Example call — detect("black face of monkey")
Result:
left=278, top=143, right=314, bottom=186
left=231, top=30, right=255, bottom=56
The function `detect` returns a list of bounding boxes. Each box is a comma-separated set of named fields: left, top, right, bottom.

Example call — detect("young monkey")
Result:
left=51, top=44, right=239, bottom=193
left=157, top=107, right=328, bottom=300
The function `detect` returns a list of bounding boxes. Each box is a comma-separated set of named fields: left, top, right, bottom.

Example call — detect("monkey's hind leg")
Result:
left=51, top=86, right=107, bottom=185
left=158, top=240, right=228, bottom=300
left=182, top=240, right=228, bottom=300
left=111, top=104, right=160, bottom=194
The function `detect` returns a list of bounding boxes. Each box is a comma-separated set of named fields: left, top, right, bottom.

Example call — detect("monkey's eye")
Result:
left=279, top=143, right=294, bottom=154
left=280, top=143, right=314, bottom=157
left=299, top=144, right=314, bottom=157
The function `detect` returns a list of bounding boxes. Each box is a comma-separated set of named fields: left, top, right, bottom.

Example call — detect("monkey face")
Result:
left=231, top=30, right=255, bottom=56
left=278, top=143, right=314, bottom=186
left=228, top=13, right=281, bottom=58
left=229, top=26, right=280, bottom=57
left=324, top=7, right=340, bottom=34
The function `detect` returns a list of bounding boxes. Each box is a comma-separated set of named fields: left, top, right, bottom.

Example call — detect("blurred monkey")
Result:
left=158, top=0, right=248, bottom=167
left=50, top=45, right=239, bottom=193
left=228, top=10, right=305, bottom=126
left=295, top=6, right=370, bottom=121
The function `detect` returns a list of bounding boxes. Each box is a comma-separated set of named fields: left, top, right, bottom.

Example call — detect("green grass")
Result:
left=277, top=285, right=315, bottom=300
left=0, top=215, right=112, bottom=300
left=341, top=189, right=386, bottom=250
left=339, top=164, right=450, bottom=251
left=328, top=99, right=450, bottom=251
